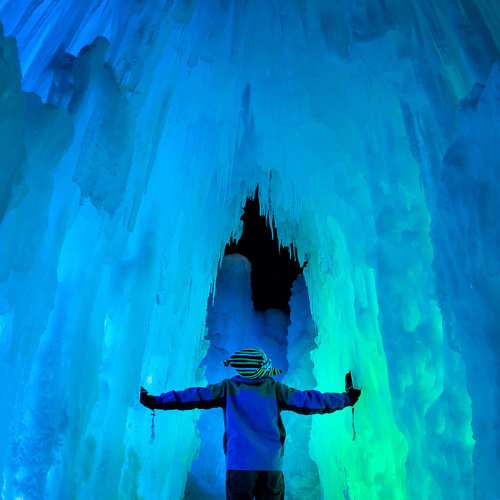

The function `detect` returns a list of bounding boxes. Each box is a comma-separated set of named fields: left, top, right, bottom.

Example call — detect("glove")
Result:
left=140, top=386, right=157, bottom=410
left=345, top=387, right=361, bottom=406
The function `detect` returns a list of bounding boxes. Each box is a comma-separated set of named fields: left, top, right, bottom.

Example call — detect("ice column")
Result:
left=282, top=275, right=321, bottom=499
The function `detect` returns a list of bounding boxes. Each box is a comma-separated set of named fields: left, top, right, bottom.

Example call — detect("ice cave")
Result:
left=0, top=0, right=499, bottom=499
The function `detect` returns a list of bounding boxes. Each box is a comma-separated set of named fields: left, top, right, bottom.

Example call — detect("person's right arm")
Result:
left=140, top=381, right=226, bottom=411
left=276, top=382, right=352, bottom=415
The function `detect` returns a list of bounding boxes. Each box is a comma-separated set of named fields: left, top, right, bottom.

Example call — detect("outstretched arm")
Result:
left=140, top=381, right=226, bottom=411
left=276, top=382, right=354, bottom=415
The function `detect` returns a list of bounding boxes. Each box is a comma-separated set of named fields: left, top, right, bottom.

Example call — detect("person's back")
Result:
left=140, top=347, right=361, bottom=499
left=224, top=376, right=284, bottom=471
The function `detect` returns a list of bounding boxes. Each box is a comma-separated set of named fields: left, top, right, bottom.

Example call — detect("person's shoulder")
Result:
left=207, top=378, right=230, bottom=388
left=259, top=377, right=282, bottom=390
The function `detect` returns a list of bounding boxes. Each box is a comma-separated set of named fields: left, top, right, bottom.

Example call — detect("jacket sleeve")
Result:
left=155, top=380, right=226, bottom=411
left=276, top=381, right=350, bottom=414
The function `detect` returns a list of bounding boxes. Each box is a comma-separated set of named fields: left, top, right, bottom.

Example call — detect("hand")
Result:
left=345, top=387, right=361, bottom=406
left=140, top=386, right=157, bottom=410
left=345, top=371, right=353, bottom=391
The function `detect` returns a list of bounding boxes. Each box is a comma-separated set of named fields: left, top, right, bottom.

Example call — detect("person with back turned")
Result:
left=140, top=347, right=361, bottom=499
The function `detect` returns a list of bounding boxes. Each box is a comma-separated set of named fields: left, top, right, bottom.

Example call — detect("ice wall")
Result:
left=1, top=1, right=500, bottom=499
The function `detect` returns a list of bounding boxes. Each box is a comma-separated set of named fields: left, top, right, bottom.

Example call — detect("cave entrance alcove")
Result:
left=183, top=191, right=320, bottom=499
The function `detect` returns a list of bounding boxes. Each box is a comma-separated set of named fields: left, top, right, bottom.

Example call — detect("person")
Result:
left=140, top=347, right=361, bottom=500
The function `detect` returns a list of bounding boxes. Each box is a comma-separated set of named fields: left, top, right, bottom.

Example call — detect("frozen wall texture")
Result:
left=0, top=1, right=499, bottom=499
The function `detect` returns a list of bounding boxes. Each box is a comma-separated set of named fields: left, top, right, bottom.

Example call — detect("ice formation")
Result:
left=0, top=1, right=499, bottom=499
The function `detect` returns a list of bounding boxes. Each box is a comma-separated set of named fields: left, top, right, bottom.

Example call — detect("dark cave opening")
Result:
left=224, top=190, right=303, bottom=312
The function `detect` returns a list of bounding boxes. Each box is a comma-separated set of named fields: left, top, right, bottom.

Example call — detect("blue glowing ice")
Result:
left=0, top=1, right=499, bottom=499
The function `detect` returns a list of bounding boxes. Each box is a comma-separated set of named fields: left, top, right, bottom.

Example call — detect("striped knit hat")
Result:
left=223, top=347, right=282, bottom=379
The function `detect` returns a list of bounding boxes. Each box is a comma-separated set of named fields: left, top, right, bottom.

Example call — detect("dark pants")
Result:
left=226, top=470, right=285, bottom=500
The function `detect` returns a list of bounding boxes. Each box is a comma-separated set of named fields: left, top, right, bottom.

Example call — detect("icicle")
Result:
left=352, top=407, right=356, bottom=441
left=148, top=410, right=156, bottom=445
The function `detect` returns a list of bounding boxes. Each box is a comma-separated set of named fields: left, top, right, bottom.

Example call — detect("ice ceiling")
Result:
left=0, top=1, right=499, bottom=499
